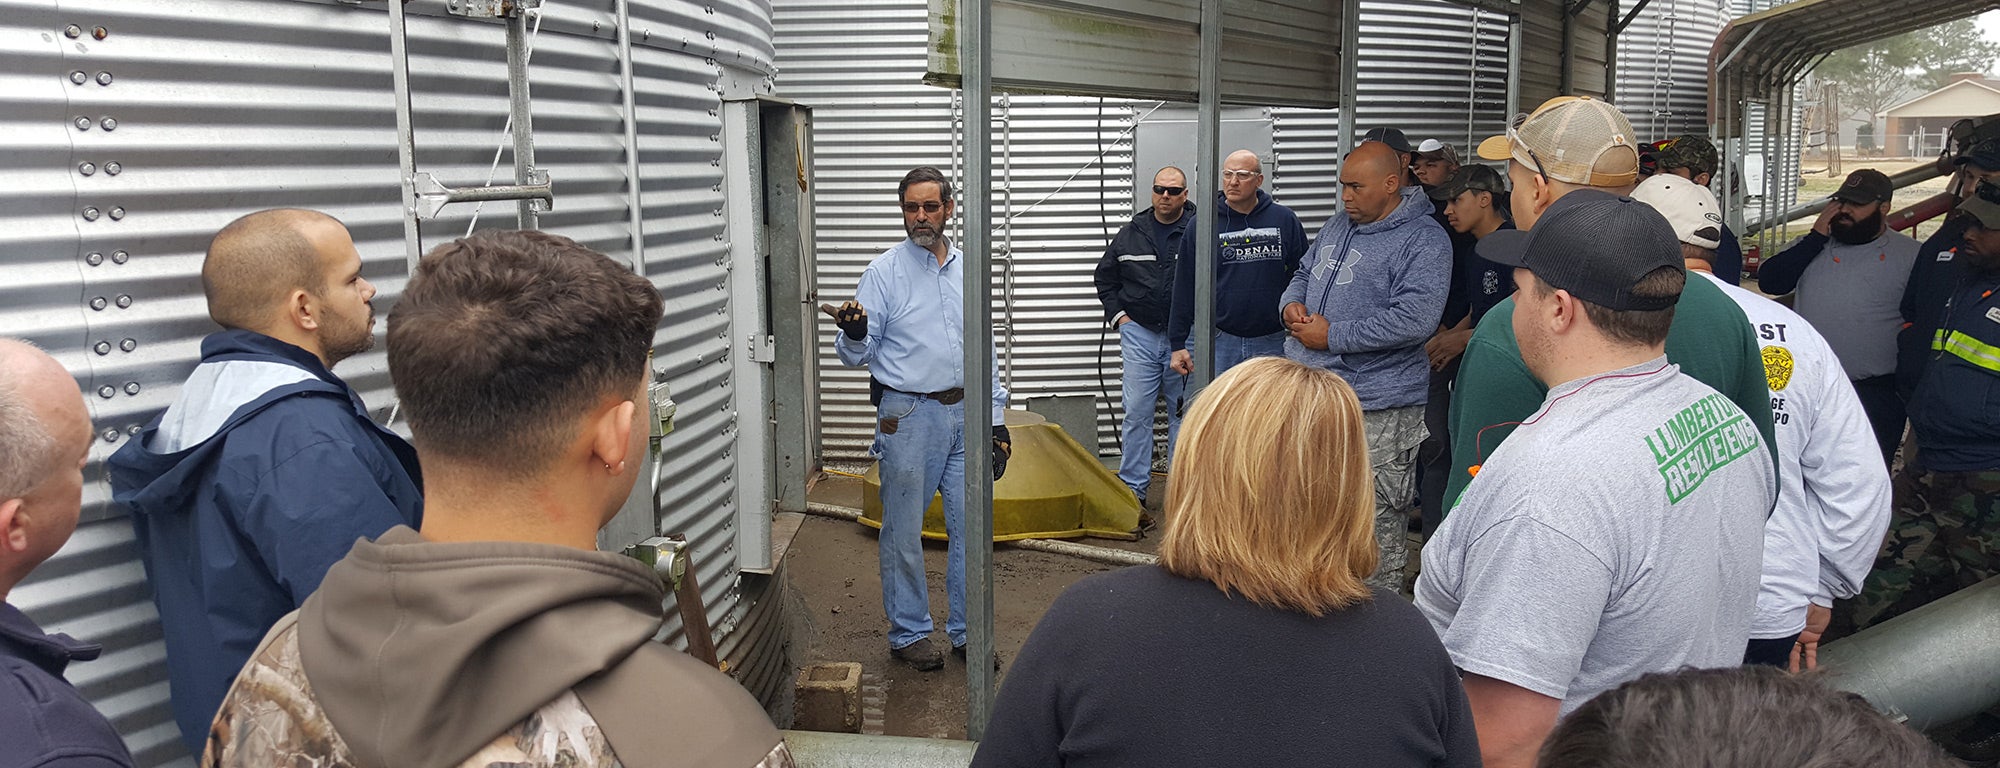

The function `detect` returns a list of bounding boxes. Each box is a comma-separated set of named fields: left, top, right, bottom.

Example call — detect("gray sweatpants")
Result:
left=1363, top=405, right=1428, bottom=593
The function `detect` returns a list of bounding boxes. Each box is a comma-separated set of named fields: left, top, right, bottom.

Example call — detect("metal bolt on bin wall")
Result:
left=115, top=295, right=131, bottom=308
left=105, top=162, right=121, bottom=175
left=70, top=71, right=87, bottom=84
left=85, top=252, right=103, bottom=266
left=81, top=207, right=100, bottom=221
left=96, top=72, right=112, bottom=86
left=119, top=338, right=136, bottom=352
left=74, top=116, right=91, bottom=131
left=90, top=297, right=107, bottom=311
left=79, top=162, right=95, bottom=176
left=64, top=24, right=81, bottom=38
left=98, top=386, right=115, bottom=399
left=111, top=250, right=128, bottom=264
left=100, top=117, right=117, bottom=131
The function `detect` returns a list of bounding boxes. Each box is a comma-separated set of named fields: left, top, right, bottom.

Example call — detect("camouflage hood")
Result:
left=296, top=526, right=669, bottom=768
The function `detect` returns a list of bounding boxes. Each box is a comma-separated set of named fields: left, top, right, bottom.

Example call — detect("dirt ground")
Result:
left=786, top=472, right=1162, bottom=739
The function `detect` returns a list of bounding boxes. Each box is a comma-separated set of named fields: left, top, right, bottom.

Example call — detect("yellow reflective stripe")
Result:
left=1939, top=330, right=2000, bottom=374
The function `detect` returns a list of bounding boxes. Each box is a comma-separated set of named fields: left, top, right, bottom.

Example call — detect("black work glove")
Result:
left=819, top=301, right=869, bottom=342
left=991, top=425, right=1012, bottom=481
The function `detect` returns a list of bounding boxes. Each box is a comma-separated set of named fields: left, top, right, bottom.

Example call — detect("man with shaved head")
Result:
left=1281, top=140, right=1453, bottom=592
left=107, top=209, right=422, bottom=753
left=1168, top=150, right=1307, bottom=375
left=0, top=339, right=137, bottom=767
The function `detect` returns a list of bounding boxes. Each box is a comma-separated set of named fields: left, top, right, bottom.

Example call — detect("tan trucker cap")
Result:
left=1477, top=96, right=1641, bottom=189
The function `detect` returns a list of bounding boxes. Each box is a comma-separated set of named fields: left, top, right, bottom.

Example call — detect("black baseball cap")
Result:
left=1428, top=164, right=1507, bottom=201
left=1476, top=190, right=1684, bottom=311
left=1362, top=127, right=1413, bottom=153
left=1831, top=168, right=1893, bottom=204
left=1955, top=138, right=2000, bottom=173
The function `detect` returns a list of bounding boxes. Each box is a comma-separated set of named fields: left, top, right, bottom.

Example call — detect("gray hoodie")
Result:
left=1281, top=185, right=1452, bottom=409
left=204, top=526, right=790, bottom=768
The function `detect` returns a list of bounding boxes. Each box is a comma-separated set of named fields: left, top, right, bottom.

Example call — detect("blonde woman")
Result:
left=972, top=357, right=1478, bottom=767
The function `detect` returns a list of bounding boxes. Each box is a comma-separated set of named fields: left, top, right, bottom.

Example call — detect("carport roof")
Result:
left=1710, top=0, right=2000, bottom=134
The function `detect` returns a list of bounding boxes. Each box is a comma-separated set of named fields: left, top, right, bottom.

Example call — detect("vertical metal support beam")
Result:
left=506, top=9, right=539, bottom=230
left=1604, top=0, right=1618, bottom=101
left=388, top=0, right=423, bottom=271
left=958, top=0, right=998, bottom=740
left=603, top=0, right=661, bottom=555
left=1336, top=0, right=1360, bottom=159
left=1506, top=13, right=1522, bottom=120
left=1191, top=0, right=1223, bottom=389
left=616, top=0, right=646, bottom=270
left=1560, top=7, right=1572, bottom=94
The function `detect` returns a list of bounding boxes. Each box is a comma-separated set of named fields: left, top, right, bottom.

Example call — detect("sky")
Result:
left=1983, top=10, right=2000, bottom=68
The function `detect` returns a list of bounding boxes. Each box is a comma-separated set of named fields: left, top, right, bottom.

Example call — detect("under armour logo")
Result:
left=1334, top=248, right=1366, bottom=285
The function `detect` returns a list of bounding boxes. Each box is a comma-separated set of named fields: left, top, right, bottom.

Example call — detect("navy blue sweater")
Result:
left=1168, top=189, right=1308, bottom=349
left=0, top=604, right=134, bottom=768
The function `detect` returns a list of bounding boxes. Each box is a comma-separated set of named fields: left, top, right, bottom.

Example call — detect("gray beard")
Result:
left=911, top=230, right=939, bottom=248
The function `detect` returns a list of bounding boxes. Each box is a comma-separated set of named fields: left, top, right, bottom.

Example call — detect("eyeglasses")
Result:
left=1221, top=170, right=1262, bottom=181
left=901, top=201, right=945, bottom=214
left=1507, top=111, right=1552, bottom=188
left=1152, top=185, right=1186, bottom=196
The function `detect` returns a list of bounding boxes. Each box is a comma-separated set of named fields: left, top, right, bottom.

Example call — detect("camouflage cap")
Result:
left=1652, top=134, right=1719, bottom=177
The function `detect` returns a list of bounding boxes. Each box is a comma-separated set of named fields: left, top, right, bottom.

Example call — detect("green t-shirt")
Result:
left=1444, top=275, right=1781, bottom=511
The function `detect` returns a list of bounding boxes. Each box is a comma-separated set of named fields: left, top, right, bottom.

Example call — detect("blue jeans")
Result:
left=1211, top=330, right=1288, bottom=374
left=1118, top=321, right=1185, bottom=501
left=873, top=391, right=967, bottom=649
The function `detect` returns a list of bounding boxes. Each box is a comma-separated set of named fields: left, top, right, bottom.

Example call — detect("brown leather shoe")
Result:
left=891, top=636, right=944, bottom=671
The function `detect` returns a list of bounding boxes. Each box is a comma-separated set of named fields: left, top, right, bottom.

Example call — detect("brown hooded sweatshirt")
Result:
left=203, top=526, right=791, bottom=768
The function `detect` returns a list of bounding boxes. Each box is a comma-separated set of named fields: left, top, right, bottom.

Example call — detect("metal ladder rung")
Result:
left=413, top=171, right=553, bottom=220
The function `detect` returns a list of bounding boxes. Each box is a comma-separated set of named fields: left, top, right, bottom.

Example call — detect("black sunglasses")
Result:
left=1153, top=185, right=1186, bottom=196
left=900, top=201, right=945, bottom=213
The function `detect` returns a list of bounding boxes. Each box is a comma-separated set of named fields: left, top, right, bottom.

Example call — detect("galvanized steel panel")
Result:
left=924, top=0, right=1343, bottom=108
left=1614, top=0, right=1729, bottom=140
left=2, top=0, right=776, bottom=763
left=1274, top=0, right=1510, bottom=228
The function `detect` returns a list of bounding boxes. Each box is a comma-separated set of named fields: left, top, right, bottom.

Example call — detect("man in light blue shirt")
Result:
left=825, top=166, right=1010, bottom=671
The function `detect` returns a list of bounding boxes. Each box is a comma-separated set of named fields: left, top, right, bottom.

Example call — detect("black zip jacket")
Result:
left=1094, top=205, right=1194, bottom=331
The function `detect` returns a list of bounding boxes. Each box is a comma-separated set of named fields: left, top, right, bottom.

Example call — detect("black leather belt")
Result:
left=870, top=377, right=965, bottom=406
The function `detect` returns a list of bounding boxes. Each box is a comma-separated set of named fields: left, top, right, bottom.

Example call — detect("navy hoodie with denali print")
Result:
left=1168, top=189, right=1308, bottom=350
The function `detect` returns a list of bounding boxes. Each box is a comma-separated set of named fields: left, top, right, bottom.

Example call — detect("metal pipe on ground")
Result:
left=1818, top=575, right=2000, bottom=731
left=802, top=503, right=1157, bottom=568
left=783, top=731, right=974, bottom=768
left=1742, top=161, right=1946, bottom=237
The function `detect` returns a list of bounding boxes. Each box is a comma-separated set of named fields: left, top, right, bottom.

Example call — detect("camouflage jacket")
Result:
left=205, top=620, right=795, bottom=768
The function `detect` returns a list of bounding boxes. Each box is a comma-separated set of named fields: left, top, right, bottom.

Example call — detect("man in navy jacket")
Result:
left=1, top=339, right=135, bottom=768
left=1168, top=150, right=1308, bottom=375
left=107, top=209, right=422, bottom=753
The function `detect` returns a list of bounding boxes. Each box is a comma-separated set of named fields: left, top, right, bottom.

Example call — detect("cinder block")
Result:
left=793, top=662, right=862, bottom=733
